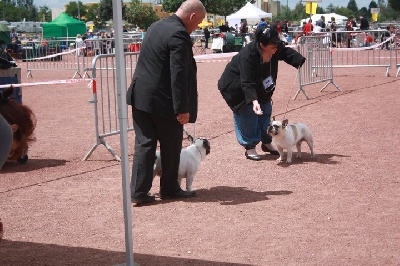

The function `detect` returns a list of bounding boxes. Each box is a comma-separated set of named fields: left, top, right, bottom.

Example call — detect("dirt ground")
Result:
left=0, top=50, right=399, bottom=266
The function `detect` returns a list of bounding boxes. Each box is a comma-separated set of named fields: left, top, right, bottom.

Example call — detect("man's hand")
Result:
left=176, top=113, right=190, bottom=124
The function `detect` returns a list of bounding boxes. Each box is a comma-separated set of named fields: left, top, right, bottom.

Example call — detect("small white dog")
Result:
left=268, top=119, right=316, bottom=163
left=153, top=138, right=211, bottom=192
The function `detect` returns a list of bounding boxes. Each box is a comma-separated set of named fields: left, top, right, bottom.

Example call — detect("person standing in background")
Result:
left=219, top=21, right=230, bottom=33
left=281, top=19, right=289, bottom=34
left=303, top=19, right=313, bottom=35
left=346, top=16, right=356, bottom=48
left=330, top=17, right=342, bottom=47
left=126, top=0, right=206, bottom=204
left=257, top=18, right=267, bottom=29
left=316, top=16, right=326, bottom=30
left=359, top=15, right=369, bottom=30
left=240, top=19, right=249, bottom=45
left=10, top=28, right=17, bottom=39
left=203, top=26, right=210, bottom=49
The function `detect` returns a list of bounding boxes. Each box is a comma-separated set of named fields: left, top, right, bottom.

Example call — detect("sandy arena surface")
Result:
left=0, top=49, right=400, bottom=266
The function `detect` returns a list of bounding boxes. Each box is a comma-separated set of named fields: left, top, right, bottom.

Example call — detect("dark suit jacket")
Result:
left=127, top=14, right=198, bottom=123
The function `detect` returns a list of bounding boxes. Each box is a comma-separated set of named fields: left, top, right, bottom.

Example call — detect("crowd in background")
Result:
left=201, top=16, right=398, bottom=50
left=3, top=14, right=398, bottom=58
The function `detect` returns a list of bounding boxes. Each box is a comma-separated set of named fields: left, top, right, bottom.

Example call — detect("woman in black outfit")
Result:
left=218, top=28, right=306, bottom=161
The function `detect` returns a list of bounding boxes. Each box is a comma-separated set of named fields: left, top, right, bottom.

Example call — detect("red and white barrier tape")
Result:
left=194, top=52, right=237, bottom=62
left=22, top=48, right=81, bottom=61
left=290, top=34, right=396, bottom=52
left=330, top=34, right=396, bottom=51
left=0, top=78, right=92, bottom=89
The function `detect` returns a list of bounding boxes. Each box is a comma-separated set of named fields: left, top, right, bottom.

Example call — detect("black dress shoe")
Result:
left=160, top=189, right=196, bottom=199
left=131, top=195, right=156, bottom=204
left=261, top=144, right=280, bottom=155
left=245, top=151, right=262, bottom=161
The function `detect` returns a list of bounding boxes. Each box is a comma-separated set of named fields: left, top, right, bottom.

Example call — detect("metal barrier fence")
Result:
left=83, top=52, right=139, bottom=161
left=395, top=30, right=400, bottom=77
left=294, top=30, right=398, bottom=100
left=329, top=29, right=390, bottom=49
left=292, top=29, right=394, bottom=77
left=22, top=37, right=143, bottom=79
left=78, top=38, right=117, bottom=79
left=79, top=36, right=143, bottom=78
left=295, top=35, right=340, bottom=100
left=330, top=30, right=394, bottom=77
left=191, top=34, right=207, bottom=55
left=21, top=30, right=395, bottom=81
left=290, top=29, right=392, bottom=47
left=21, top=39, right=84, bottom=78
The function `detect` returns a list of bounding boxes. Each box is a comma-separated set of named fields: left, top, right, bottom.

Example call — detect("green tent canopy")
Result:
left=42, top=12, right=86, bottom=39
left=0, top=24, right=11, bottom=45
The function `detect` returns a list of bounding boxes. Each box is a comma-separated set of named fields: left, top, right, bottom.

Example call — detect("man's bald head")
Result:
left=176, top=0, right=206, bottom=33
left=178, top=0, right=206, bottom=13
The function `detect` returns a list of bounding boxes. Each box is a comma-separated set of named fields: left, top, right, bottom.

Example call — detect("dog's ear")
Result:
left=272, top=116, right=276, bottom=121
left=205, top=140, right=211, bottom=155
left=282, top=119, right=288, bottom=128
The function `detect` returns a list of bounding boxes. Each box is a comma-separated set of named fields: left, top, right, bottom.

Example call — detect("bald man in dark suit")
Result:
left=127, top=0, right=206, bottom=204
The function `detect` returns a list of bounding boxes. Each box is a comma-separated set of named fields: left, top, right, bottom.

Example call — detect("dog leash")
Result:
left=183, top=126, right=205, bottom=159
left=183, top=125, right=195, bottom=144
left=281, top=66, right=301, bottom=120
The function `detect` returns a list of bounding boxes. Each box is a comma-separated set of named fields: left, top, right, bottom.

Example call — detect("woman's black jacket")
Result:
left=218, top=41, right=306, bottom=113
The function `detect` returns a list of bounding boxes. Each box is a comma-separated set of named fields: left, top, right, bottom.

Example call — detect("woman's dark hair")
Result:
left=254, top=27, right=281, bottom=46
left=0, top=87, right=36, bottom=159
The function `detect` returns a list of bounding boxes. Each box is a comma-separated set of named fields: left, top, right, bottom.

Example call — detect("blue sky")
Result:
left=36, top=0, right=373, bottom=11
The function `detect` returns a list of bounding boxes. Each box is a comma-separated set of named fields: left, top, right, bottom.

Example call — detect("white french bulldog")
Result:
left=153, top=138, right=211, bottom=192
left=268, top=119, right=316, bottom=163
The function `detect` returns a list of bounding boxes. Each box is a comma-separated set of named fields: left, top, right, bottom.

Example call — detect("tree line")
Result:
left=2, top=0, right=398, bottom=31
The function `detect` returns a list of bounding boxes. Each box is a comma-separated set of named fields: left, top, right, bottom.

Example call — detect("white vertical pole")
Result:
left=77, top=1, right=80, bottom=20
left=112, top=0, right=136, bottom=265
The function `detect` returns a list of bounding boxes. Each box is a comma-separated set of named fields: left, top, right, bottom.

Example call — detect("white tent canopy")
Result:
left=300, top=13, right=348, bottom=26
left=227, top=2, right=272, bottom=28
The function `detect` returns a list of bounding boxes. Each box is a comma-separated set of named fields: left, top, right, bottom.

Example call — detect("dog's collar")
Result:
left=195, top=145, right=203, bottom=159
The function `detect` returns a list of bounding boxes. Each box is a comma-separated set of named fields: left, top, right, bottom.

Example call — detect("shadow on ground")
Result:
left=0, top=159, right=67, bottom=173
left=0, top=239, right=250, bottom=266
left=146, top=186, right=293, bottom=206
left=274, top=153, right=351, bottom=167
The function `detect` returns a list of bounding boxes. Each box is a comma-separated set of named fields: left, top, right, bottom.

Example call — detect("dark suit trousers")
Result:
left=131, top=107, right=183, bottom=199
